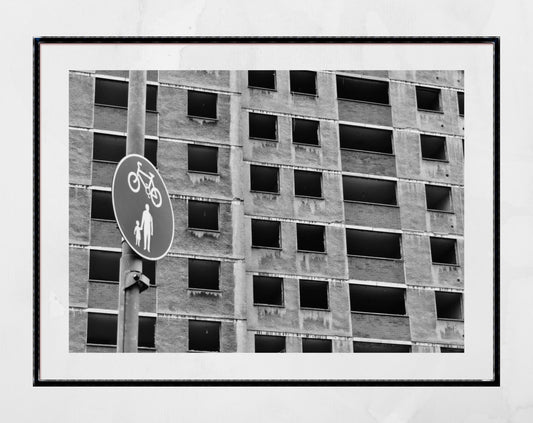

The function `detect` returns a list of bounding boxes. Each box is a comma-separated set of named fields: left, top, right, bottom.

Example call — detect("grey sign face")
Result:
left=112, top=154, right=174, bottom=261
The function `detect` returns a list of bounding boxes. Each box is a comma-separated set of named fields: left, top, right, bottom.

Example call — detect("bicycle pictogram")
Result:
left=127, top=161, right=162, bottom=208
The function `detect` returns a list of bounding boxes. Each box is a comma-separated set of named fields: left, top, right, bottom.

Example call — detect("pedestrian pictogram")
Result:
left=112, top=154, right=174, bottom=261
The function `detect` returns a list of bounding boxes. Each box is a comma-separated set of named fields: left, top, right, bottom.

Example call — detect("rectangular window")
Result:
left=297, top=224, right=325, bottom=253
left=435, top=291, right=463, bottom=320
left=248, top=71, right=276, bottom=90
left=353, top=342, right=411, bottom=353
left=290, top=71, right=317, bottom=95
left=93, top=133, right=157, bottom=166
left=343, top=176, right=397, bottom=205
left=95, top=79, right=157, bottom=111
left=416, top=86, right=442, bottom=112
left=339, top=124, right=393, bottom=154
left=346, top=229, right=401, bottom=259
left=89, top=250, right=156, bottom=285
left=253, top=276, right=283, bottom=306
left=187, top=144, right=218, bottom=174
left=336, top=75, right=389, bottom=105
left=441, top=347, right=464, bottom=353
left=294, top=170, right=322, bottom=198
left=457, top=92, right=464, bottom=116
left=302, top=338, right=331, bottom=353
left=188, top=259, right=220, bottom=290
left=292, top=118, right=320, bottom=145
left=187, top=90, right=217, bottom=119
left=146, top=85, right=158, bottom=112
left=188, top=320, right=220, bottom=352
left=425, top=185, right=452, bottom=212
left=87, top=313, right=155, bottom=348
left=138, top=316, right=156, bottom=348
left=91, top=190, right=115, bottom=221
left=420, top=134, right=447, bottom=161
left=249, top=112, right=277, bottom=141
left=430, top=237, right=457, bottom=265
left=255, top=335, right=285, bottom=352
left=251, top=219, right=281, bottom=248
left=188, top=201, right=219, bottom=231
left=299, top=280, right=329, bottom=310
left=349, top=284, right=406, bottom=315
left=250, top=165, right=279, bottom=193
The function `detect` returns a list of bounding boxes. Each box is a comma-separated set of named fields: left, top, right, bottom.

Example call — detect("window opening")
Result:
left=249, top=112, right=277, bottom=140
left=353, top=342, right=411, bottom=353
left=346, top=229, right=401, bottom=259
left=91, top=190, right=115, bottom=221
left=416, top=86, right=441, bottom=111
left=87, top=313, right=155, bottom=348
left=425, top=185, right=452, bottom=211
left=457, top=92, right=464, bottom=116
left=302, top=338, right=331, bottom=353
left=187, top=90, right=217, bottom=119
left=188, top=201, right=219, bottom=231
left=255, top=335, right=286, bottom=352
left=299, top=279, right=329, bottom=310
left=95, top=78, right=128, bottom=108
left=292, top=118, right=319, bottom=145
left=349, top=284, right=406, bottom=315
left=297, top=224, right=325, bottom=253
left=251, top=219, right=281, bottom=248
left=253, top=276, right=283, bottom=306
left=343, top=176, right=397, bottom=205
left=250, top=165, right=279, bottom=193
left=420, top=134, right=447, bottom=161
left=339, top=125, right=393, bottom=154
left=430, top=237, right=457, bottom=265
left=188, top=320, right=220, bottom=352
left=294, top=170, right=322, bottom=198
left=93, top=133, right=157, bottom=166
left=290, top=71, right=317, bottom=95
left=248, top=71, right=276, bottom=90
left=441, top=347, right=464, bottom=353
left=336, top=75, right=389, bottom=104
left=188, top=144, right=218, bottom=174
left=188, top=259, right=220, bottom=290
left=435, top=291, right=463, bottom=320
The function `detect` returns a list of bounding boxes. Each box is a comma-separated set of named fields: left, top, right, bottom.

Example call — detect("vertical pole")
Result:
left=117, top=71, right=147, bottom=352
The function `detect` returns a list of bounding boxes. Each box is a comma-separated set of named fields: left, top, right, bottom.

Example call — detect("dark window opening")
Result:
left=138, top=316, right=156, bottom=348
left=353, top=342, right=411, bottom=353
left=294, top=170, right=322, bottom=198
left=435, top=291, right=463, bottom=320
left=420, top=134, right=447, bottom=161
left=89, top=250, right=156, bottom=285
left=87, top=313, right=155, bottom=348
left=441, top=347, right=464, bottom=353
left=93, top=133, right=157, bottom=166
left=462, top=138, right=464, bottom=156
left=297, top=224, right=325, bottom=253
left=248, top=71, right=276, bottom=90
left=290, top=71, right=317, bottom=95
left=188, top=259, right=220, bottom=290
left=187, top=90, right=217, bottom=119
left=188, top=201, right=219, bottom=231
left=430, top=237, right=457, bottom=265
left=91, top=190, right=114, bottom=220
left=302, top=338, right=331, bottom=353
left=188, top=144, right=218, bottom=174
left=425, top=185, right=452, bottom=212
left=255, top=335, right=286, bottom=352
left=188, top=320, right=220, bottom=352
left=299, top=280, right=328, bottom=310
left=292, top=118, right=319, bottom=145
left=416, top=87, right=441, bottom=112
left=249, top=112, right=277, bottom=140
left=346, top=229, right=401, bottom=259
left=336, top=75, right=389, bottom=104
left=457, top=92, right=464, bottom=116
left=253, top=276, right=283, bottom=306
left=343, top=176, right=397, bottom=205
left=146, top=85, right=157, bottom=112
left=251, top=219, right=281, bottom=248
left=339, top=124, right=393, bottom=154
left=250, top=165, right=279, bottom=193
left=142, top=260, right=157, bottom=285
left=349, top=284, right=406, bottom=315
left=95, top=79, right=128, bottom=108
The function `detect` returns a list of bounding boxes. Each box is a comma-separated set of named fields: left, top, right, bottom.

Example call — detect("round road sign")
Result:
left=112, top=154, right=174, bottom=261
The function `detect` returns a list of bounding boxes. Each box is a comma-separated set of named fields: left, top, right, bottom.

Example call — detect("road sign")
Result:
left=112, top=154, right=174, bottom=261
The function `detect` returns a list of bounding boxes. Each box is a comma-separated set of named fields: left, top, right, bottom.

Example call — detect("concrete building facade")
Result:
left=69, top=70, right=464, bottom=353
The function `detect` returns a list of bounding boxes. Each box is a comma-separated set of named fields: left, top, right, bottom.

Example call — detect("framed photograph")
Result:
left=34, top=37, right=499, bottom=385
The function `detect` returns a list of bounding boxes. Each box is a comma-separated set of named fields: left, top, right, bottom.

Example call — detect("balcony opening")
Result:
left=339, top=124, right=393, bottom=154
left=188, top=201, right=219, bottom=231
left=299, top=279, right=328, bottom=310
left=302, top=338, right=331, bottom=353
left=425, top=185, right=452, bottom=212
left=188, top=144, right=218, bottom=174
left=251, top=219, right=281, bottom=248
left=294, top=170, right=322, bottom=198
left=188, top=259, right=220, bottom=290
left=441, top=347, right=464, bottom=353
left=416, top=86, right=442, bottom=112
left=435, top=292, right=463, bottom=320
left=87, top=313, right=155, bottom=348
left=95, top=78, right=128, bottom=108
left=187, top=90, right=217, bottom=119
left=349, top=284, right=406, bottom=315
left=297, top=224, right=325, bottom=253
left=292, top=118, right=320, bottom=145
left=249, top=112, right=277, bottom=141
left=250, top=165, right=279, bottom=193
left=93, top=133, right=157, bottom=166
left=343, top=176, right=397, bottom=205
left=336, top=75, right=389, bottom=105
left=353, top=342, right=411, bottom=353
left=91, top=190, right=115, bottom=221
left=290, top=71, right=317, bottom=95
left=253, top=276, right=283, bottom=306
left=346, top=229, right=401, bottom=259
left=255, top=335, right=286, bottom=352
left=188, top=320, right=220, bottom=352
left=430, top=237, right=457, bottom=265
left=420, top=134, right=447, bottom=161
left=89, top=250, right=156, bottom=285
left=248, top=71, right=276, bottom=90
left=457, top=92, right=464, bottom=116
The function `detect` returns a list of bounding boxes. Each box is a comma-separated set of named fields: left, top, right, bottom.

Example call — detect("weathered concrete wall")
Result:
left=389, top=70, right=464, bottom=90
left=402, top=234, right=433, bottom=286
left=70, top=248, right=89, bottom=307
left=397, top=181, right=427, bottom=231
left=69, top=308, right=87, bottom=352
left=344, top=202, right=401, bottom=229
left=436, top=319, right=464, bottom=344
left=69, top=73, right=94, bottom=128
left=427, top=210, right=458, bottom=235
left=348, top=256, right=404, bottom=283
left=91, top=162, right=115, bottom=187
left=405, top=289, right=438, bottom=343
left=159, top=71, right=230, bottom=90
left=351, top=313, right=411, bottom=341
left=341, top=149, right=396, bottom=177
left=87, top=281, right=156, bottom=313
left=390, top=82, right=417, bottom=129
left=70, top=187, right=90, bottom=245
left=95, top=70, right=158, bottom=81
left=90, top=219, right=121, bottom=249
left=69, top=129, right=92, bottom=185
left=338, top=100, right=392, bottom=126
left=94, top=106, right=157, bottom=136
left=155, top=316, right=187, bottom=352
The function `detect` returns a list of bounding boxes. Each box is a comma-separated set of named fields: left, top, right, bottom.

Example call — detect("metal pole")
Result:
left=117, top=71, right=147, bottom=352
